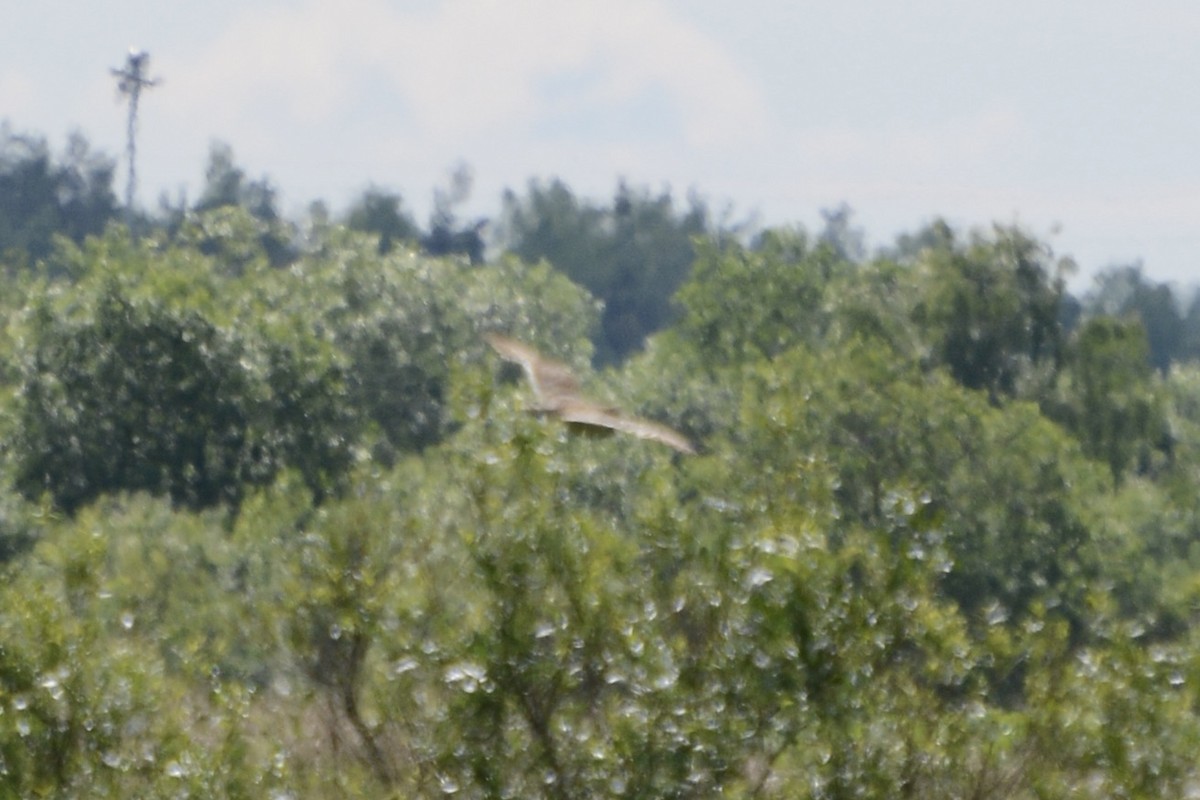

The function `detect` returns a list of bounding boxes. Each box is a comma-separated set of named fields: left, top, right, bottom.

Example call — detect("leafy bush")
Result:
left=13, top=284, right=353, bottom=512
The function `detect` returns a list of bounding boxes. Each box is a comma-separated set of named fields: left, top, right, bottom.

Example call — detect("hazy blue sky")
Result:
left=3, top=0, right=1197, bottom=286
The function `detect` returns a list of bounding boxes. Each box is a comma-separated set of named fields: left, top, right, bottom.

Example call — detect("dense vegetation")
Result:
left=2, top=123, right=1200, bottom=798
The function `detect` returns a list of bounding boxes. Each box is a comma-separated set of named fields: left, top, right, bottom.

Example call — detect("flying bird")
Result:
left=484, top=333, right=695, bottom=454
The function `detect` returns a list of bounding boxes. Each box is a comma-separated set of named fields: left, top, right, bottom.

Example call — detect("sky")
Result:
left=2, top=0, right=1198, bottom=289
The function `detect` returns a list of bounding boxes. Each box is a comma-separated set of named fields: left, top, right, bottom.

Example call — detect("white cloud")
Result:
left=156, top=3, right=358, bottom=130
left=151, top=0, right=769, bottom=167
left=110, top=0, right=774, bottom=214
left=790, top=106, right=1033, bottom=182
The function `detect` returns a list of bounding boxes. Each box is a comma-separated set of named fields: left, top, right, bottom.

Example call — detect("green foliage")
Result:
left=727, top=339, right=1106, bottom=631
left=913, top=224, right=1068, bottom=400
left=6, top=221, right=603, bottom=512
left=820, top=256, right=927, bottom=357
left=1048, top=315, right=1169, bottom=484
left=343, top=185, right=420, bottom=253
left=186, top=142, right=294, bottom=266
left=9, top=230, right=355, bottom=512
left=421, top=162, right=486, bottom=264
left=1163, top=364, right=1200, bottom=497
left=1086, top=264, right=1192, bottom=371
left=674, top=231, right=838, bottom=366
left=17, top=284, right=255, bottom=511
left=173, top=205, right=286, bottom=275
left=193, top=142, right=280, bottom=224
left=262, top=415, right=985, bottom=798
left=270, top=232, right=600, bottom=461
left=7, top=418, right=1194, bottom=798
left=0, top=125, right=118, bottom=266
left=0, top=502, right=209, bottom=798
left=500, top=179, right=713, bottom=363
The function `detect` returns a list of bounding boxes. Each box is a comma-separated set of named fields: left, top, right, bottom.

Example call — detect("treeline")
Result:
left=5, top=123, right=1200, bottom=369
left=2, top=122, right=1200, bottom=797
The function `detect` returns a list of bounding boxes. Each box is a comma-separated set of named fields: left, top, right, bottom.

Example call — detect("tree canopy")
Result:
left=0, top=125, right=118, bottom=266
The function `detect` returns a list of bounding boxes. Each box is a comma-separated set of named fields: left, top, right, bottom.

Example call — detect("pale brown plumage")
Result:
left=484, top=333, right=695, bottom=454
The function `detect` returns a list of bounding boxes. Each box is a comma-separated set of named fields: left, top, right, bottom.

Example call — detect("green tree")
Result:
left=0, top=125, right=118, bottom=266
left=420, top=162, right=485, bottom=264
left=267, top=229, right=600, bottom=462
left=344, top=185, right=421, bottom=254
left=1183, top=291, right=1200, bottom=360
left=914, top=224, right=1068, bottom=400
left=186, top=142, right=294, bottom=266
left=1049, top=315, right=1169, bottom=485
left=820, top=256, right=927, bottom=357
left=673, top=230, right=838, bottom=366
left=2, top=130, right=1200, bottom=799
left=1087, top=264, right=1187, bottom=372
left=500, top=179, right=713, bottom=363
left=16, top=284, right=255, bottom=511
left=194, top=142, right=278, bottom=221
left=881, top=216, right=956, bottom=262
left=10, top=230, right=355, bottom=512
left=729, top=339, right=1104, bottom=631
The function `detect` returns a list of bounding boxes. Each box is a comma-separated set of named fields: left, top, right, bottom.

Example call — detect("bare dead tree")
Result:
left=110, top=48, right=160, bottom=215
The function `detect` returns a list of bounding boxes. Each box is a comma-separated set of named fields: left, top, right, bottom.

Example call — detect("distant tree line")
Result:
left=3, top=121, right=1199, bottom=370
left=0, top=124, right=118, bottom=267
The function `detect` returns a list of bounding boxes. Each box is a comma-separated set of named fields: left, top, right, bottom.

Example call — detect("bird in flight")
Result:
left=484, top=333, right=695, bottom=454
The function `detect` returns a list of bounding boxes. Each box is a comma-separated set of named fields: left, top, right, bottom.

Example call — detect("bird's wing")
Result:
left=484, top=333, right=695, bottom=454
left=483, top=332, right=541, bottom=366
left=484, top=333, right=581, bottom=406
left=558, top=401, right=696, bottom=455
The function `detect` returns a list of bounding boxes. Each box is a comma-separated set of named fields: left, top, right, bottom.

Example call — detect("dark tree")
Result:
left=194, top=141, right=281, bottom=222
left=916, top=224, right=1069, bottom=400
left=345, top=186, right=420, bottom=254
left=1053, top=315, right=1168, bottom=484
left=817, top=202, right=866, bottom=262
left=1087, top=264, right=1187, bottom=373
left=500, top=178, right=711, bottom=363
left=421, top=220, right=485, bottom=264
left=185, top=142, right=294, bottom=266
left=0, top=125, right=118, bottom=264
left=15, top=287, right=256, bottom=512
left=12, top=240, right=357, bottom=513
left=421, top=164, right=486, bottom=264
